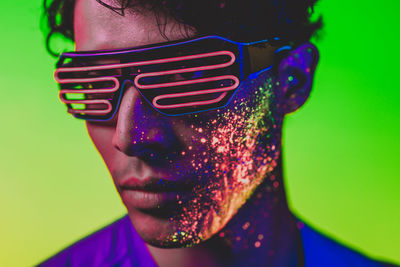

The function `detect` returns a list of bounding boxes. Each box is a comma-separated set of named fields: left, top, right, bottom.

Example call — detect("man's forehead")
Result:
left=74, top=0, right=196, bottom=51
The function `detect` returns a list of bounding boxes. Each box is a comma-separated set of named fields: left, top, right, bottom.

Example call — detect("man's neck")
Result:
left=145, top=162, right=302, bottom=267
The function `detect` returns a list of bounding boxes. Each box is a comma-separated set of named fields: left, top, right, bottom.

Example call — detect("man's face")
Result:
left=75, top=0, right=283, bottom=247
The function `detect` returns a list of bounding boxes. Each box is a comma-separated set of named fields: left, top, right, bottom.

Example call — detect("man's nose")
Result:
left=112, top=83, right=182, bottom=162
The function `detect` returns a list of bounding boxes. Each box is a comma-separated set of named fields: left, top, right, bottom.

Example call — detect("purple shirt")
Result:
left=37, top=215, right=397, bottom=267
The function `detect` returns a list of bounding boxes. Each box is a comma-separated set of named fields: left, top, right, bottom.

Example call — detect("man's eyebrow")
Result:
left=95, top=0, right=129, bottom=16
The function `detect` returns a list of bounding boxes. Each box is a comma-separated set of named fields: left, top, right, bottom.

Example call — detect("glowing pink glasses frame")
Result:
left=55, top=50, right=237, bottom=115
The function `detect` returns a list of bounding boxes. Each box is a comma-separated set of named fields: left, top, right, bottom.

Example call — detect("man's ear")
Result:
left=276, top=43, right=319, bottom=114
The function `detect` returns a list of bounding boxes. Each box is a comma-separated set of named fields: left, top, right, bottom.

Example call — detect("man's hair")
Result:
left=44, top=0, right=322, bottom=55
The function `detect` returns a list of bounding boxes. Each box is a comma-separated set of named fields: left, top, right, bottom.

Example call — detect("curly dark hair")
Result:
left=43, top=0, right=322, bottom=56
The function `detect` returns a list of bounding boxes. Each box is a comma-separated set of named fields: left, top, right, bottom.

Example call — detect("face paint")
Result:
left=153, top=69, right=282, bottom=247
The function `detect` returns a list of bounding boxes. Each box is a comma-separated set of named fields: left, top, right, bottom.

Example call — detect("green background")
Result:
left=1, top=0, right=399, bottom=266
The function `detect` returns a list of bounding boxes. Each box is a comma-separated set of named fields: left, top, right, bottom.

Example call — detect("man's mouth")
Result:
left=119, top=176, right=194, bottom=192
left=119, top=176, right=194, bottom=212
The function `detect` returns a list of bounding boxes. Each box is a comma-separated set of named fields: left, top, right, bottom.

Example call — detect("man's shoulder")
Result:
left=300, top=221, right=398, bottom=267
left=37, top=215, right=156, bottom=267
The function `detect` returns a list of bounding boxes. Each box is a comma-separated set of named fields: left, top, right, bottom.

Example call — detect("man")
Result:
left=39, top=0, right=397, bottom=266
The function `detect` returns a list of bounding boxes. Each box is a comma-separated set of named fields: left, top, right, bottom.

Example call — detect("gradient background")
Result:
left=1, top=0, right=399, bottom=266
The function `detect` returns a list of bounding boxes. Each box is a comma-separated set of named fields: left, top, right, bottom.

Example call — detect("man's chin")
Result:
left=144, top=236, right=200, bottom=249
left=127, top=209, right=203, bottom=248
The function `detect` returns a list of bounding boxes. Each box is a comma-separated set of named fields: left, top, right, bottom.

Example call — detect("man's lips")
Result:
left=118, top=177, right=194, bottom=210
left=119, top=177, right=194, bottom=192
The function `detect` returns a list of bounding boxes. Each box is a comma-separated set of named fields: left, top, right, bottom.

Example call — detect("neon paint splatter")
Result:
left=157, top=69, right=282, bottom=247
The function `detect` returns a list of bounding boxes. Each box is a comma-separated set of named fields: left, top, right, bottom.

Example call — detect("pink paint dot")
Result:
left=242, top=222, right=250, bottom=230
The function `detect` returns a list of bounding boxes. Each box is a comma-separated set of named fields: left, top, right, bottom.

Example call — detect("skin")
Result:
left=74, top=0, right=318, bottom=266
